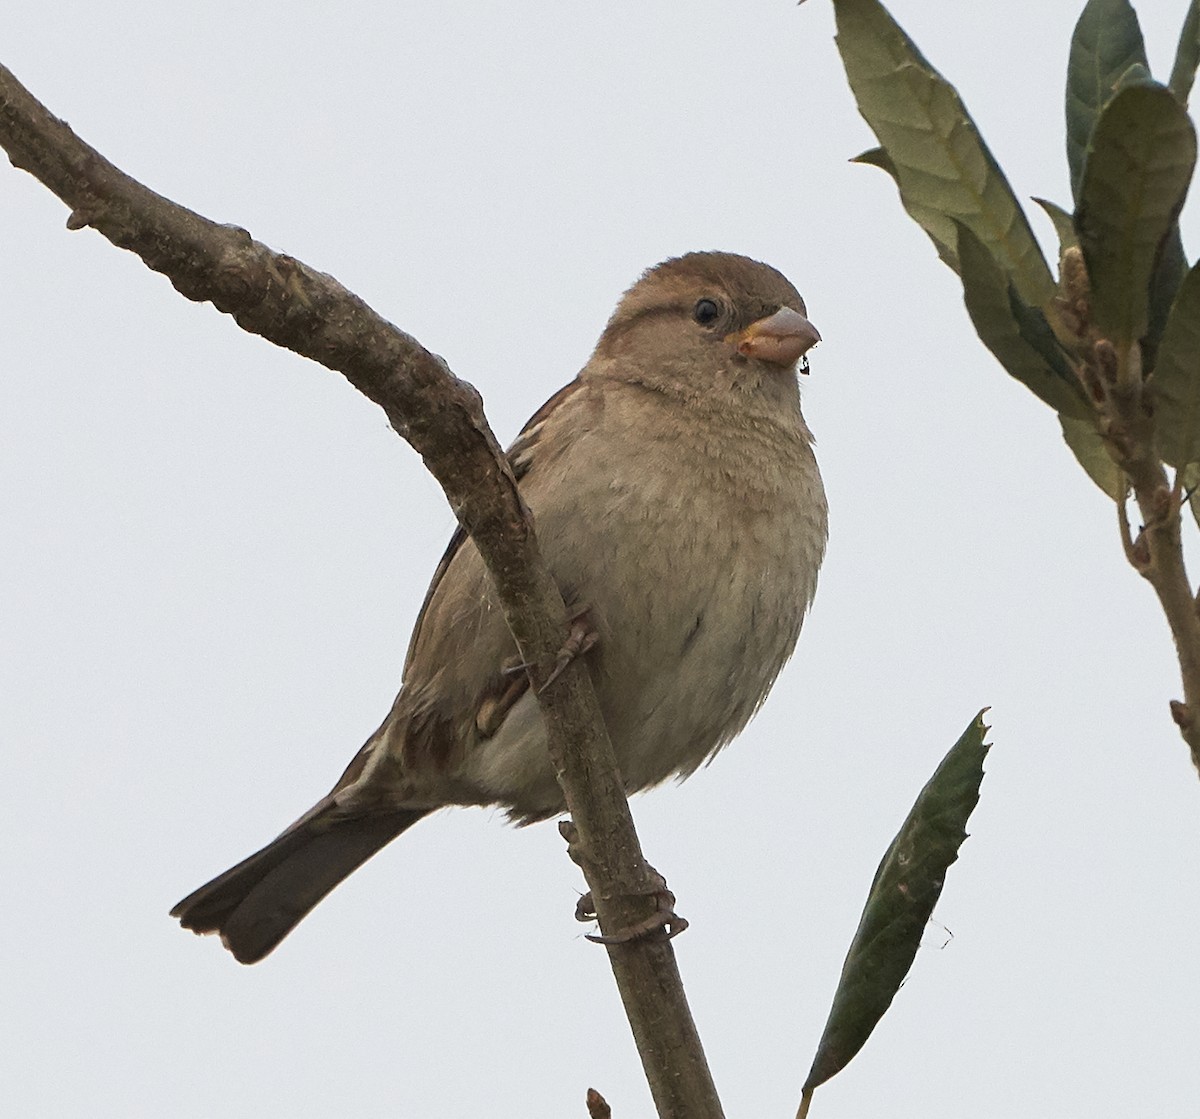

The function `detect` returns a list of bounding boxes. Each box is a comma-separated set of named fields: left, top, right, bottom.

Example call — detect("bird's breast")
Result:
left=531, top=400, right=827, bottom=792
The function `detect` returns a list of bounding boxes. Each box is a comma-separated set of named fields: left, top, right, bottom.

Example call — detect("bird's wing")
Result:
left=400, top=377, right=583, bottom=675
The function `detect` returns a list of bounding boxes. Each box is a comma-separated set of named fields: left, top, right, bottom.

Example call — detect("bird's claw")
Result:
left=574, top=869, right=689, bottom=944
left=499, top=608, right=598, bottom=691
left=538, top=607, right=599, bottom=693
left=501, top=658, right=531, bottom=679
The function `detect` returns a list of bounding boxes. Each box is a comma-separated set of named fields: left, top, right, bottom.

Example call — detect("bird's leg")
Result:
left=498, top=604, right=598, bottom=693
left=561, top=822, right=689, bottom=944
left=575, top=866, right=689, bottom=944
left=537, top=604, right=599, bottom=693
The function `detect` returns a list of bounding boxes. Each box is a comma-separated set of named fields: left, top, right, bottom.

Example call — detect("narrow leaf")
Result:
left=1152, top=259, right=1200, bottom=467
left=1170, top=0, right=1200, bottom=106
left=1066, top=0, right=1149, bottom=202
left=802, top=712, right=990, bottom=1095
left=1077, top=84, right=1197, bottom=349
left=1060, top=414, right=1124, bottom=499
left=1147, top=228, right=1189, bottom=373
left=832, top=0, right=1055, bottom=307
left=956, top=222, right=1088, bottom=417
left=1009, top=293, right=1087, bottom=403
left=1033, top=197, right=1079, bottom=252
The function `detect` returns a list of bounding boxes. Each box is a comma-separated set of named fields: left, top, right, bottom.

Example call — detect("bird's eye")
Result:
left=692, top=298, right=721, bottom=326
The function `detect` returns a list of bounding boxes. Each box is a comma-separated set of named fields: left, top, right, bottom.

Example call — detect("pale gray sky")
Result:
left=4, top=2, right=1199, bottom=1116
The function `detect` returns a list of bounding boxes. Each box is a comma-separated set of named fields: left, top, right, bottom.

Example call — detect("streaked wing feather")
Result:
left=401, top=377, right=583, bottom=674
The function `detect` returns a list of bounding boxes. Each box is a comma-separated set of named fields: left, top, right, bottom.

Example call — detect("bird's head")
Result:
left=590, top=251, right=820, bottom=407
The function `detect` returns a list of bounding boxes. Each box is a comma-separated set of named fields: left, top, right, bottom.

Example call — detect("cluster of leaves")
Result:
left=796, top=1, right=1200, bottom=1113
left=831, top=0, right=1200, bottom=502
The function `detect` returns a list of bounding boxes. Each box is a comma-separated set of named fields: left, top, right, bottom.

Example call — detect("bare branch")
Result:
left=0, top=61, right=722, bottom=1118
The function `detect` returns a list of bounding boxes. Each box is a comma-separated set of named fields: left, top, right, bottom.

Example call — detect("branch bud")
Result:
left=1060, top=246, right=1091, bottom=324
left=1093, top=340, right=1119, bottom=385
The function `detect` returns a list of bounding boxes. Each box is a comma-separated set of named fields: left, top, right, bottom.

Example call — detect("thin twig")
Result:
left=1117, top=490, right=1142, bottom=568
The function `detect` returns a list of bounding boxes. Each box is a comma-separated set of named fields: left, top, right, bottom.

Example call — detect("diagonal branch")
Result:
left=0, top=62, right=722, bottom=1119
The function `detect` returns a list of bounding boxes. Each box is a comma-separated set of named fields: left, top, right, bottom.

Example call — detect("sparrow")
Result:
left=171, top=251, right=828, bottom=963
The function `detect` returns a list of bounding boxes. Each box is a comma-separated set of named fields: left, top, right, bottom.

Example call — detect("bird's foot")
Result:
left=574, top=866, right=689, bottom=944
left=498, top=606, right=597, bottom=692
left=538, top=605, right=599, bottom=693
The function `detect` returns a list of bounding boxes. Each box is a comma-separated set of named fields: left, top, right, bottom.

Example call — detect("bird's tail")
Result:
left=171, top=801, right=429, bottom=964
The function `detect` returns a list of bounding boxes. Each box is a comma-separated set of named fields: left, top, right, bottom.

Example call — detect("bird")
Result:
left=171, top=251, right=828, bottom=963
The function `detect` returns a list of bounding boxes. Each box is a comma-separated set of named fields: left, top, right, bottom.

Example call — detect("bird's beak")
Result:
left=728, top=306, right=821, bottom=371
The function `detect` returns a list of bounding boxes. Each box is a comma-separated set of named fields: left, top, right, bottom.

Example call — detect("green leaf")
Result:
left=956, top=222, right=1088, bottom=417
left=1152, top=260, right=1200, bottom=467
left=802, top=712, right=990, bottom=1096
left=832, top=0, right=1055, bottom=307
left=1077, top=84, right=1197, bottom=350
left=1113, top=61, right=1154, bottom=93
left=1009, top=292, right=1086, bottom=397
left=1033, top=197, right=1079, bottom=252
left=1066, top=0, right=1149, bottom=203
left=1060, top=414, right=1124, bottom=499
left=1147, top=228, right=1190, bottom=374
left=1170, top=0, right=1200, bottom=106
left=851, top=146, right=896, bottom=174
